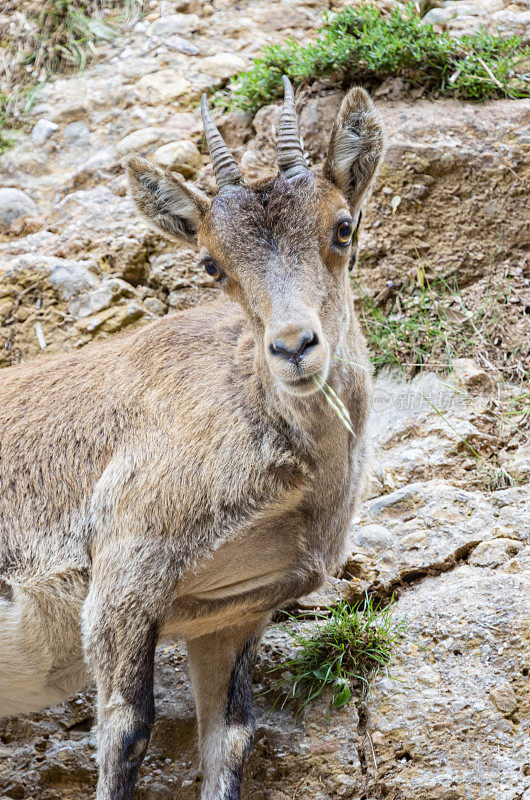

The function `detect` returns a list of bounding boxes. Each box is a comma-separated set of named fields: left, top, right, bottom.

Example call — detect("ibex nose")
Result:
left=269, top=331, right=319, bottom=364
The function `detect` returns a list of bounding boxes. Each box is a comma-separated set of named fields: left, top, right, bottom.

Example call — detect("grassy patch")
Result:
left=352, top=267, right=529, bottom=490
left=352, top=265, right=530, bottom=384
left=0, top=130, right=14, bottom=155
left=1, top=1, right=142, bottom=137
left=0, top=86, right=42, bottom=157
left=23, top=0, right=117, bottom=75
left=352, top=270, right=475, bottom=375
left=421, top=392, right=518, bottom=490
left=4, top=1, right=142, bottom=90
left=0, top=92, right=15, bottom=156
left=219, top=3, right=530, bottom=112
left=268, top=596, right=406, bottom=712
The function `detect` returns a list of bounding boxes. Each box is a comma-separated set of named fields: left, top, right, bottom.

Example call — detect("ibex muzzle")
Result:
left=0, top=76, right=385, bottom=800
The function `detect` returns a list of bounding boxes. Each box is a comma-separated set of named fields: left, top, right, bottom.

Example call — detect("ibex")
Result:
left=0, top=78, right=384, bottom=799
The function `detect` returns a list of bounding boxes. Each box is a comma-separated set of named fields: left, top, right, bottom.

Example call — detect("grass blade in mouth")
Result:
left=332, top=354, right=370, bottom=373
left=314, top=378, right=355, bottom=436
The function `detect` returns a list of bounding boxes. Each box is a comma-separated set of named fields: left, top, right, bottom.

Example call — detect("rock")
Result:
left=347, top=479, right=530, bottom=593
left=416, top=665, right=440, bottom=686
left=0, top=188, right=38, bottom=228
left=240, top=103, right=281, bottom=182
left=353, top=524, right=394, bottom=551
left=163, top=111, right=200, bottom=139
left=490, top=681, right=517, bottom=714
left=135, top=70, right=190, bottom=105
left=421, top=7, right=456, bottom=25
left=367, top=372, right=496, bottom=489
left=0, top=252, right=99, bottom=301
left=216, top=110, right=253, bottom=148
left=0, top=143, right=50, bottom=178
left=492, top=9, right=530, bottom=30
left=167, top=290, right=183, bottom=308
left=503, top=443, right=530, bottom=484
left=140, top=782, right=174, bottom=799
left=48, top=100, right=88, bottom=123
left=164, top=35, right=200, bottom=56
left=239, top=149, right=266, bottom=183
left=72, top=147, right=118, bottom=186
left=174, top=0, right=200, bottom=10
left=116, top=128, right=164, bottom=156
left=297, top=577, right=352, bottom=610
left=148, top=13, right=200, bottom=37
left=49, top=187, right=131, bottom=232
left=367, top=568, right=530, bottom=799
left=468, top=538, right=524, bottom=567
left=31, top=119, right=59, bottom=145
left=151, top=140, right=201, bottom=177
left=451, top=358, right=492, bottom=391
left=68, top=286, right=114, bottom=319
left=75, top=301, right=145, bottom=334
left=0, top=230, right=59, bottom=257
left=298, top=91, right=343, bottom=159
left=143, top=297, right=167, bottom=316
left=373, top=76, right=408, bottom=101
left=196, top=52, right=247, bottom=79
left=47, top=259, right=100, bottom=300
left=118, top=57, right=160, bottom=80
left=63, top=121, right=90, bottom=146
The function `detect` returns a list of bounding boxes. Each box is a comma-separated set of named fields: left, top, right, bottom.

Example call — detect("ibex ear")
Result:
left=323, top=88, right=385, bottom=210
left=127, top=156, right=208, bottom=243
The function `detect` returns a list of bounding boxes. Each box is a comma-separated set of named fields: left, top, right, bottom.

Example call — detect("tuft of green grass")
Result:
left=2, top=2, right=142, bottom=139
left=351, top=271, right=472, bottom=375
left=268, top=596, right=406, bottom=712
left=4, top=1, right=142, bottom=91
left=25, top=0, right=117, bottom=75
left=0, top=92, right=15, bottom=156
left=421, top=392, right=517, bottom=490
left=0, top=131, right=14, bottom=155
left=352, top=265, right=530, bottom=383
left=0, top=86, right=44, bottom=158
left=218, top=3, right=529, bottom=112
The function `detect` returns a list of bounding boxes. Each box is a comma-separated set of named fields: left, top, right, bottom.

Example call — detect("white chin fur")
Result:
left=275, top=370, right=327, bottom=398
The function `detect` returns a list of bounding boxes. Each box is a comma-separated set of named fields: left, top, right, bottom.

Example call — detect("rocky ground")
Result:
left=1, top=1, right=530, bottom=799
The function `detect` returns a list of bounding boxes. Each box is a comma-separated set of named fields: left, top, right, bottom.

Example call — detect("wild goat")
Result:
left=0, top=78, right=384, bottom=799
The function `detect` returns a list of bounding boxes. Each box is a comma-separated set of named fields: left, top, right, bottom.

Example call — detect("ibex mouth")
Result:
left=281, top=371, right=326, bottom=397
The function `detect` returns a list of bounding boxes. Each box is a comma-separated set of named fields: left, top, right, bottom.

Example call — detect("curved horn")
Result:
left=201, top=94, right=243, bottom=195
left=277, top=76, right=308, bottom=180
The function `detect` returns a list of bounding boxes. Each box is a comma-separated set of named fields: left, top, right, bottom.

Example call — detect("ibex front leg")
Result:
left=186, top=619, right=268, bottom=800
left=82, top=543, right=174, bottom=800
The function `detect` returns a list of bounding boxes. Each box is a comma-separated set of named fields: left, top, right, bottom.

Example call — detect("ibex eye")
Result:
left=202, top=259, right=222, bottom=280
left=334, top=220, right=353, bottom=247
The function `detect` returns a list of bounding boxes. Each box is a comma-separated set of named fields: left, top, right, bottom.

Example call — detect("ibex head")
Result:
left=128, top=78, right=384, bottom=397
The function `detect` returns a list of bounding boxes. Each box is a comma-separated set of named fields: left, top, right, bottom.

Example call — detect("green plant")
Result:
left=0, top=92, right=14, bottom=156
left=0, top=130, right=14, bottom=155
left=352, top=272, right=471, bottom=374
left=0, top=85, right=45, bottom=157
left=421, top=392, right=517, bottom=489
left=268, top=596, right=406, bottom=712
left=4, top=1, right=141, bottom=92
left=27, top=0, right=117, bottom=74
left=218, top=3, right=529, bottom=112
left=1, top=1, right=141, bottom=139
